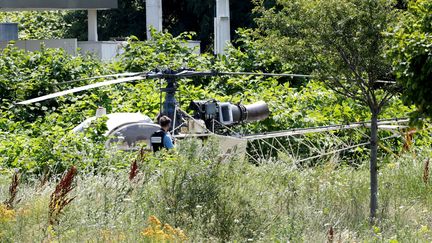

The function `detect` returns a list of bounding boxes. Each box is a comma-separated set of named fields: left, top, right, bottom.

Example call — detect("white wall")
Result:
left=0, top=39, right=201, bottom=61
left=78, top=41, right=125, bottom=61
left=0, top=39, right=77, bottom=55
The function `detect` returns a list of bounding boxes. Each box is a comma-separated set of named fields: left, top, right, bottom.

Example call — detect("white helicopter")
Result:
left=17, top=69, right=409, bottom=163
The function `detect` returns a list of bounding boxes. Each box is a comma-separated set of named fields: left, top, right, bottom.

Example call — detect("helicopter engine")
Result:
left=189, top=100, right=270, bottom=131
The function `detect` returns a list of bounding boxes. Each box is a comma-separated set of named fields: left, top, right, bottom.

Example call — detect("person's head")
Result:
left=159, top=115, right=171, bottom=131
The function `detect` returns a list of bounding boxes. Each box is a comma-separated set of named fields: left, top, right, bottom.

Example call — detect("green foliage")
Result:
left=216, top=29, right=288, bottom=74
left=253, top=0, right=396, bottom=107
left=119, top=30, right=211, bottom=72
left=0, top=11, right=69, bottom=40
left=388, top=0, right=432, bottom=122
left=0, top=28, right=415, bottom=175
left=0, top=45, right=106, bottom=123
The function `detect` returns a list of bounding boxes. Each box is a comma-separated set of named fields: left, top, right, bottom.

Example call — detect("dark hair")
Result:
left=159, top=115, right=172, bottom=127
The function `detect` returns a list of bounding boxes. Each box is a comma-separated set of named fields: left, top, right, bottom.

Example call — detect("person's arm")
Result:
left=163, top=134, right=175, bottom=149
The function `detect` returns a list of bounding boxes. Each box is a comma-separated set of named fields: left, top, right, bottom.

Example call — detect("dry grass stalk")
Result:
left=129, top=147, right=148, bottom=181
left=38, top=168, right=50, bottom=190
left=129, top=160, right=139, bottom=181
left=423, top=159, right=430, bottom=185
left=403, top=128, right=416, bottom=152
left=327, top=225, right=334, bottom=242
left=3, top=170, right=20, bottom=209
left=48, top=166, right=77, bottom=225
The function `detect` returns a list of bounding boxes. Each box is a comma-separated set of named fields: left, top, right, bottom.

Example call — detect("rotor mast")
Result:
left=159, top=70, right=181, bottom=133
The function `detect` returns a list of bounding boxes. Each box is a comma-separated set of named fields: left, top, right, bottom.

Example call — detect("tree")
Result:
left=389, top=0, right=432, bottom=122
left=254, top=0, right=398, bottom=221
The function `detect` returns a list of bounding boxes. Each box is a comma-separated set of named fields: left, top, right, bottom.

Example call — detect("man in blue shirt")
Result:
left=150, top=115, right=175, bottom=152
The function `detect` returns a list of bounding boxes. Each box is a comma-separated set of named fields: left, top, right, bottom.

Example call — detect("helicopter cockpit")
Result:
left=73, top=112, right=160, bottom=151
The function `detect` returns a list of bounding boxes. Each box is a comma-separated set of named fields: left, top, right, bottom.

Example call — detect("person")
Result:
left=150, top=115, right=175, bottom=152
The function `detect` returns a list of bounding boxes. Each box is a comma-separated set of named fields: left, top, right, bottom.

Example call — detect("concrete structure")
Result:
left=0, top=0, right=121, bottom=59
left=78, top=41, right=125, bottom=61
left=184, top=41, right=201, bottom=55
left=0, top=0, right=204, bottom=59
left=0, top=0, right=118, bottom=43
left=145, top=0, right=163, bottom=40
left=0, top=38, right=199, bottom=61
left=214, top=0, right=231, bottom=54
left=0, top=23, right=18, bottom=41
left=0, top=0, right=117, bottom=10
left=0, top=39, right=77, bottom=55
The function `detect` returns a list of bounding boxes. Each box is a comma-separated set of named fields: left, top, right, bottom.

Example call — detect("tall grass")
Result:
left=0, top=138, right=431, bottom=242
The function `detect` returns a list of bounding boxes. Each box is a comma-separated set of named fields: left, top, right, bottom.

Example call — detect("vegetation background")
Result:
left=0, top=0, right=431, bottom=241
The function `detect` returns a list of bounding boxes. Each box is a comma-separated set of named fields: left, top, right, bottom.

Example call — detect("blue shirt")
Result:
left=163, top=133, right=174, bottom=149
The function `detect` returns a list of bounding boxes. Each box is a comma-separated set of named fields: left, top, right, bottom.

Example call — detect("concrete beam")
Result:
left=0, top=0, right=117, bottom=10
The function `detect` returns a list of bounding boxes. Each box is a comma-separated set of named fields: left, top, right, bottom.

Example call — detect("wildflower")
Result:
left=387, top=163, right=396, bottom=169
left=48, top=166, right=77, bottom=226
left=3, top=170, right=20, bottom=209
left=141, top=216, right=188, bottom=242
left=0, top=204, right=15, bottom=223
left=148, top=215, right=161, bottom=226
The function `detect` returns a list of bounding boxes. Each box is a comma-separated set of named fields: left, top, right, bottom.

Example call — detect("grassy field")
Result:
left=0, top=139, right=431, bottom=242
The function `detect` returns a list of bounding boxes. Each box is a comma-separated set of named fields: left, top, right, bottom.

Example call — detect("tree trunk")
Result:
left=369, top=110, right=379, bottom=222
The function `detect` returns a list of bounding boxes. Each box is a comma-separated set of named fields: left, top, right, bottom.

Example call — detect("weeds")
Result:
left=0, top=140, right=431, bottom=242
left=48, top=166, right=77, bottom=226
left=423, top=158, right=429, bottom=185
left=129, top=160, right=138, bottom=181
left=3, top=170, right=19, bottom=209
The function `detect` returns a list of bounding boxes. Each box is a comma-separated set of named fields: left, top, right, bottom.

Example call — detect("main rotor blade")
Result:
left=215, top=71, right=396, bottom=84
left=169, top=70, right=307, bottom=78
left=57, top=72, right=141, bottom=85
left=17, top=76, right=146, bottom=105
left=216, top=71, right=314, bottom=78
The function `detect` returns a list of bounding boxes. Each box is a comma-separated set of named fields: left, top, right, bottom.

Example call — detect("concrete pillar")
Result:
left=146, top=0, right=163, bottom=40
left=88, top=9, right=98, bottom=42
left=214, top=0, right=231, bottom=54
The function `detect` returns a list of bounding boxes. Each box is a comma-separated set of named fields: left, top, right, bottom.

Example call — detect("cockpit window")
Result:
left=107, top=123, right=160, bottom=150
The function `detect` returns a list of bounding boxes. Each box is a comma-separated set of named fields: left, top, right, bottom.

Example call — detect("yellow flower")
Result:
left=148, top=215, right=161, bottom=226
left=387, top=163, right=397, bottom=169
left=141, top=216, right=188, bottom=242
left=0, top=204, right=15, bottom=223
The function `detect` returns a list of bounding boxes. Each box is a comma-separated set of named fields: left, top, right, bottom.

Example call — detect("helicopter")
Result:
left=17, top=69, right=287, bottom=152
left=17, top=68, right=409, bottom=161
